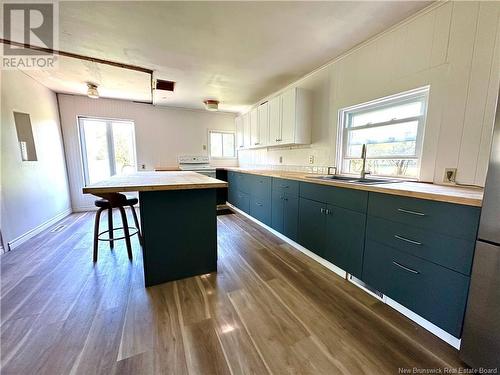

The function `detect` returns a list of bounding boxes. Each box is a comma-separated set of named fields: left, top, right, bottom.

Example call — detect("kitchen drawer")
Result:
left=235, top=173, right=250, bottom=194
left=366, top=216, right=475, bottom=275
left=362, top=240, right=470, bottom=337
left=250, top=195, right=271, bottom=226
left=299, top=182, right=368, bottom=213
left=248, top=175, right=271, bottom=199
left=272, top=178, right=299, bottom=197
left=368, top=193, right=480, bottom=240
left=236, top=191, right=250, bottom=213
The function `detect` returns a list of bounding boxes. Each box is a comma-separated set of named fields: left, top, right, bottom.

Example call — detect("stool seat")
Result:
left=95, top=196, right=138, bottom=208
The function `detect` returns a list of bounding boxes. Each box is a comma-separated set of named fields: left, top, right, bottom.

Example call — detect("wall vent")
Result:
left=155, top=79, right=175, bottom=92
left=50, top=224, right=66, bottom=233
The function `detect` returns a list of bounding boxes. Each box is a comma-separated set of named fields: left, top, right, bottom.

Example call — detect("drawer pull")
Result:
left=394, top=235, right=422, bottom=246
left=392, top=261, right=420, bottom=274
left=280, top=185, right=289, bottom=188
left=397, top=208, right=426, bottom=216
left=256, top=202, right=263, bottom=207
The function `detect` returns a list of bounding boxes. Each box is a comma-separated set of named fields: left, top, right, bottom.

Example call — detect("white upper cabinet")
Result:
left=257, top=102, right=269, bottom=146
left=269, top=87, right=311, bottom=147
left=242, top=112, right=251, bottom=148
left=280, top=87, right=312, bottom=146
left=269, top=95, right=282, bottom=146
left=250, top=108, right=259, bottom=147
left=235, top=115, right=244, bottom=150
left=237, top=87, right=311, bottom=149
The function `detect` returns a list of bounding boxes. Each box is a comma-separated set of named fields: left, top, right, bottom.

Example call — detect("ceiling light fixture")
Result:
left=87, top=83, right=99, bottom=99
left=204, top=99, right=219, bottom=111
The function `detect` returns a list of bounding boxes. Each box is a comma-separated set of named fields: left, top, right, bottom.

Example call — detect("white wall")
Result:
left=57, top=95, right=237, bottom=211
left=1, top=70, right=71, bottom=248
left=240, top=1, right=500, bottom=187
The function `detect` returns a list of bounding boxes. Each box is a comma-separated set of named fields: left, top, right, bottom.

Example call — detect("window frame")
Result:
left=77, top=116, right=137, bottom=186
left=337, top=87, right=429, bottom=179
left=208, top=130, right=236, bottom=160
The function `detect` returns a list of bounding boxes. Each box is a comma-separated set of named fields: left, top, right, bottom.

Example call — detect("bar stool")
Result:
left=93, top=193, right=142, bottom=262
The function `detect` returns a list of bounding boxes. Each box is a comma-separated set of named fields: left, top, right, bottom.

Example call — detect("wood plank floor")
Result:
left=0, top=210, right=467, bottom=374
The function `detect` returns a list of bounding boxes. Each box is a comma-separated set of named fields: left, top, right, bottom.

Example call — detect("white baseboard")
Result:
left=7, top=208, right=72, bottom=250
left=226, top=203, right=461, bottom=349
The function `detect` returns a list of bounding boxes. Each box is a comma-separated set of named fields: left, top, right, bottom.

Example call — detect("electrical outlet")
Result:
left=443, top=168, right=457, bottom=183
left=202, top=144, right=207, bottom=151
left=279, top=156, right=283, bottom=164
left=141, top=164, right=146, bottom=170
left=309, top=155, right=314, bottom=164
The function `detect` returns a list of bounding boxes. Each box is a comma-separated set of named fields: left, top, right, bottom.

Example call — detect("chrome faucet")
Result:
left=360, top=144, right=371, bottom=179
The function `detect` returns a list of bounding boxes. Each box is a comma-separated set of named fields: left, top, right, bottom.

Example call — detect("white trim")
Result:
left=385, top=296, right=461, bottom=349
left=227, top=202, right=461, bottom=349
left=7, top=208, right=72, bottom=250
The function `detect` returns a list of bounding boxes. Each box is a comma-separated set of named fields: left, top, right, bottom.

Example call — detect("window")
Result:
left=209, top=131, right=235, bottom=158
left=78, top=117, right=137, bottom=185
left=338, top=87, right=429, bottom=178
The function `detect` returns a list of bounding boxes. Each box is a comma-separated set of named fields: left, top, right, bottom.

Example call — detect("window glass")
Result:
left=210, top=131, right=235, bottom=159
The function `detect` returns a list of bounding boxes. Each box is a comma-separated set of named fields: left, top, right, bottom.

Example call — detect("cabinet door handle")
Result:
left=325, top=209, right=331, bottom=215
left=256, top=202, right=263, bottom=207
left=394, top=235, right=422, bottom=246
left=320, top=208, right=326, bottom=214
left=283, top=197, right=288, bottom=201
left=392, top=261, right=420, bottom=274
left=280, top=185, right=289, bottom=188
left=397, top=208, right=426, bottom=216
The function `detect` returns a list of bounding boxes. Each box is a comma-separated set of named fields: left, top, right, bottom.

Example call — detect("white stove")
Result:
left=177, top=155, right=216, bottom=178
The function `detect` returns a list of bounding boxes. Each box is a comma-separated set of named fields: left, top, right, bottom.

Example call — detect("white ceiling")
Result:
left=23, top=1, right=432, bottom=112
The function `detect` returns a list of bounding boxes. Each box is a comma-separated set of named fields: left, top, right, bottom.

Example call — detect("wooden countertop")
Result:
left=221, top=168, right=483, bottom=207
left=82, top=171, right=227, bottom=194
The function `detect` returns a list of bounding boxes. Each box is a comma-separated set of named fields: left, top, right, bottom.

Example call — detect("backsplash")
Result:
left=236, top=163, right=331, bottom=175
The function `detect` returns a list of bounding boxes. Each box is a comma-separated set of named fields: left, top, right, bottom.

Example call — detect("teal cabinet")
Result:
left=250, top=195, right=271, bottom=225
left=272, top=178, right=299, bottom=197
left=298, top=197, right=326, bottom=257
left=298, top=183, right=367, bottom=276
left=368, top=193, right=480, bottom=240
left=227, top=171, right=481, bottom=338
left=236, top=191, right=250, bottom=213
left=362, top=239, right=470, bottom=338
left=227, top=171, right=238, bottom=205
left=324, top=205, right=366, bottom=279
left=283, top=196, right=298, bottom=241
left=271, top=190, right=284, bottom=232
left=366, top=216, right=475, bottom=275
left=272, top=190, right=298, bottom=241
left=299, top=182, right=368, bottom=213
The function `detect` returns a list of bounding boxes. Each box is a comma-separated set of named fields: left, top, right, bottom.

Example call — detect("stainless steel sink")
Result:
left=350, top=178, right=403, bottom=184
left=309, top=175, right=358, bottom=182
left=307, top=175, right=403, bottom=185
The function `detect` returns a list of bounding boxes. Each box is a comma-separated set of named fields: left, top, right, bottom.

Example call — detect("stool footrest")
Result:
left=97, top=226, right=139, bottom=242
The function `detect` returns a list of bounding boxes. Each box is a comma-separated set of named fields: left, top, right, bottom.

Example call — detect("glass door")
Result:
left=78, top=117, right=137, bottom=185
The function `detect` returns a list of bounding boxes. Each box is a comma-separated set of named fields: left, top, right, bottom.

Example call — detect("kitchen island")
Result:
left=83, top=171, right=227, bottom=287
